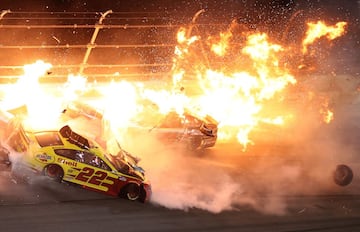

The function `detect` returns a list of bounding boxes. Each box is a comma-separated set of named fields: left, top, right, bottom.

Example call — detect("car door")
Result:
left=72, top=150, right=120, bottom=194
left=54, top=148, right=118, bottom=194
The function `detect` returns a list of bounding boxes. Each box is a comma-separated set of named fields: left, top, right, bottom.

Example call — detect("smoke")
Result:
left=121, top=133, right=240, bottom=213
left=121, top=135, right=289, bottom=214
left=0, top=145, right=45, bottom=200
left=118, top=72, right=360, bottom=215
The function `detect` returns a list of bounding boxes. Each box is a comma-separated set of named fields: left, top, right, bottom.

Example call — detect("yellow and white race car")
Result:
left=7, top=124, right=151, bottom=202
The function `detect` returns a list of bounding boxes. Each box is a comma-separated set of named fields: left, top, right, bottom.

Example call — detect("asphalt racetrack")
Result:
left=0, top=143, right=359, bottom=232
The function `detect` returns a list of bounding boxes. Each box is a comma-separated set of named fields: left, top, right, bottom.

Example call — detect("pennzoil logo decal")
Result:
left=36, top=153, right=52, bottom=162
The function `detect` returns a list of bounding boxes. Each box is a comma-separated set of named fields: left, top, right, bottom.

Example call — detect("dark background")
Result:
left=0, top=0, right=359, bottom=81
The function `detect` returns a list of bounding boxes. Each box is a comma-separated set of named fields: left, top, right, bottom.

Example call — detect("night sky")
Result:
left=1, top=1, right=359, bottom=28
left=0, top=0, right=359, bottom=79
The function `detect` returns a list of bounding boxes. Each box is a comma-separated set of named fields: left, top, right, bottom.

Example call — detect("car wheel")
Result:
left=44, top=164, right=64, bottom=182
left=121, top=183, right=140, bottom=201
left=333, top=164, right=353, bottom=186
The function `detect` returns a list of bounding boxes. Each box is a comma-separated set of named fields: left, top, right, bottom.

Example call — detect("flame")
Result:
left=302, top=21, right=347, bottom=54
left=210, top=31, right=233, bottom=56
left=63, top=74, right=88, bottom=102
left=319, top=98, right=334, bottom=124
left=95, top=81, right=142, bottom=129
left=0, top=19, right=348, bottom=150
left=0, top=60, right=63, bottom=130
left=164, top=25, right=298, bottom=148
left=0, top=60, right=52, bottom=110
left=323, top=109, right=334, bottom=124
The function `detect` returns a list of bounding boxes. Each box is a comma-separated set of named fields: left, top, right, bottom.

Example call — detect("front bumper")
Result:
left=199, top=136, right=217, bottom=149
left=142, top=183, right=152, bottom=202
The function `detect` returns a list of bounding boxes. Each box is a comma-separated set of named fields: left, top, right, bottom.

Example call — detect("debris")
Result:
left=52, top=35, right=61, bottom=44
left=298, top=208, right=306, bottom=214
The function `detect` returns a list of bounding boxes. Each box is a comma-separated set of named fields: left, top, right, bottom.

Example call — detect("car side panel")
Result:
left=21, top=130, right=149, bottom=200
left=67, top=165, right=121, bottom=195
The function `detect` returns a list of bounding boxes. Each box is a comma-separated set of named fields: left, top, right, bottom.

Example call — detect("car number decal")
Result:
left=75, top=167, right=116, bottom=191
left=88, top=170, right=107, bottom=185
left=75, top=167, right=94, bottom=182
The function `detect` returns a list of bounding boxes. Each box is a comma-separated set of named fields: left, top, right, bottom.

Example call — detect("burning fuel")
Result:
left=166, top=20, right=347, bottom=148
left=0, top=20, right=348, bottom=149
left=302, top=21, right=347, bottom=54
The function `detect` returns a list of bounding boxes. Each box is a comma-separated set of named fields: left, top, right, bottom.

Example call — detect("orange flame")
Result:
left=319, top=98, right=334, bottom=124
left=0, top=19, right=348, bottom=150
left=302, top=21, right=347, bottom=53
left=165, top=24, right=299, bottom=148
left=210, top=31, right=233, bottom=56
left=323, top=109, right=334, bottom=124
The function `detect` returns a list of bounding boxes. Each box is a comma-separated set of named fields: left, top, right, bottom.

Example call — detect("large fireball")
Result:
left=0, top=19, right=347, bottom=150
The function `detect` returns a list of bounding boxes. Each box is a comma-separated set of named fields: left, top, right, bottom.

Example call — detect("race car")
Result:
left=62, top=101, right=218, bottom=150
left=143, top=110, right=218, bottom=150
left=6, top=123, right=151, bottom=202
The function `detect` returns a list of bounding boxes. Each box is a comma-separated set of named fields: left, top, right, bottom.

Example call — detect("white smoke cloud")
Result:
left=122, top=74, right=360, bottom=215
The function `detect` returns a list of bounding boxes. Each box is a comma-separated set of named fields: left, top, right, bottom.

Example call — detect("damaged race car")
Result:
left=142, top=110, right=218, bottom=150
left=62, top=101, right=218, bottom=151
left=4, top=120, right=151, bottom=202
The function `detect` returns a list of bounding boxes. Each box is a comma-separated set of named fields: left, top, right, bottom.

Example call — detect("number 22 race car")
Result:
left=6, top=123, right=151, bottom=203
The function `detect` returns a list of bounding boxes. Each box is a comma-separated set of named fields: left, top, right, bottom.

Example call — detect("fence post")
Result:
left=79, top=10, right=113, bottom=75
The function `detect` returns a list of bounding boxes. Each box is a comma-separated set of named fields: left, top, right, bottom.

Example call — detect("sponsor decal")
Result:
left=57, top=157, right=77, bottom=167
left=36, top=153, right=52, bottom=162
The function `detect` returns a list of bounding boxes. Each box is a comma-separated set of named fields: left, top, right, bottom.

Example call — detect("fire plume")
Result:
left=210, top=31, right=233, bottom=56
left=0, top=18, right=348, bottom=150
left=302, top=21, right=347, bottom=54
left=166, top=23, right=299, bottom=148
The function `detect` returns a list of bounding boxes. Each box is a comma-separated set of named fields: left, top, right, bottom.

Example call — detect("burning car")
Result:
left=62, top=101, right=218, bottom=151
left=4, top=122, right=151, bottom=202
left=139, top=110, right=218, bottom=150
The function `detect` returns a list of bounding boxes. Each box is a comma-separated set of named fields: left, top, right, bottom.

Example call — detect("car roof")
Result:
left=31, top=126, right=105, bottom=156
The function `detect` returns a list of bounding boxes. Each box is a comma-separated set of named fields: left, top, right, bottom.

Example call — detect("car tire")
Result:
left=333, top=164, right=353, bottom=186
left=121, top=183, right=140, bottom=201
left=44, top=164, right=64, bottom=182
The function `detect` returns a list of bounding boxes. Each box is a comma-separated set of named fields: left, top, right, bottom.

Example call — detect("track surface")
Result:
left=0, top=176, right=359, bottom=232
left=0, top=143, right=359, bottom=232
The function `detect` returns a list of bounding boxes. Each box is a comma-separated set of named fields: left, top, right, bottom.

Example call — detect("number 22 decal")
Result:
left=75, top=167, right=115, bottom=188
left=76, top=167, right=95, bottom=182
